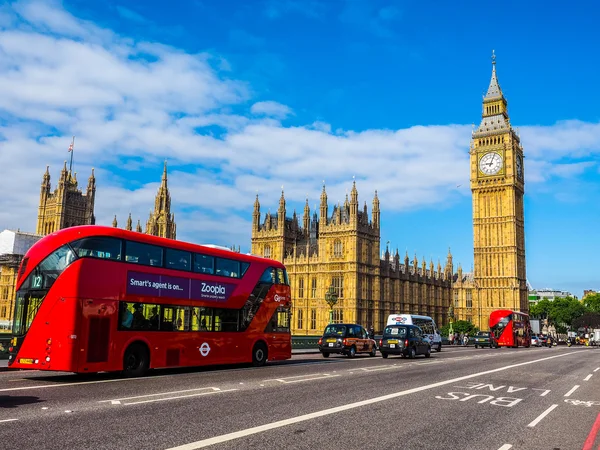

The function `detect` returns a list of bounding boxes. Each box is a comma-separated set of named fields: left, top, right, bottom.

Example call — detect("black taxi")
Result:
left=379, top=324, right=431, bottom=358
left=472, top=331, right=498, bottom=348
left=318, top=323, right=377, bottom=358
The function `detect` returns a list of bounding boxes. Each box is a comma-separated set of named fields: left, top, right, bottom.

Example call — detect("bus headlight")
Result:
left=45, top=356, right=50, bottom=362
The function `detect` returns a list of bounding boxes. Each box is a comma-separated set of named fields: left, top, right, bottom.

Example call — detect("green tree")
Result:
left=440, top=320, right=478, bottom=338
left=530, top=298, right=551, bottom=319
left=583, top=293, right=600, bottom=313
left=549, top=296, right=586, bottom=327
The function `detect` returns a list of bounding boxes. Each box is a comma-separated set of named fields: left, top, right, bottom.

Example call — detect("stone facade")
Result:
left=250, top=184, right=453, bottom=335
left=36, top=163, right=96, bottom=236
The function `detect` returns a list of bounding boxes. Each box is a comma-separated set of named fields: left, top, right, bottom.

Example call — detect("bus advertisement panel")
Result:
left=8, top=226, right=292, bottom=376
left=489, top=309, right=531, bottom=348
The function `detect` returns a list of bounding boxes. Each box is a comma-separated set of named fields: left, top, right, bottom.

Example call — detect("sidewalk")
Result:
left=292, top=348, right=320, bottom=355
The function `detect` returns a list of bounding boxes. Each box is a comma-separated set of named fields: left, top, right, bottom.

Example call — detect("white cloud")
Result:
left=0, top=1, right=599, bottom=248
left=250, top=101, right=293, bottom=119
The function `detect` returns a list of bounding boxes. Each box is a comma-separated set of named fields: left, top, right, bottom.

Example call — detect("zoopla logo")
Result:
left=201, top=282, right=226, bottom=295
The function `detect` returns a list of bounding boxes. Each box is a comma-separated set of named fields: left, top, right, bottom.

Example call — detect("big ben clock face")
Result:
left=516, top=155, right=523, bottom=179
left=479, top=152, right=503, bottom=175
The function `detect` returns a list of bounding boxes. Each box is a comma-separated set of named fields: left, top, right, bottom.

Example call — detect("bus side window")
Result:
left=276, top=268, right=285, bottom=285
left=126, top=241, right=163, bottom=267
left=71, top=237, right=122, bottom=261
left=193, top=254, right=214, bottom=274
left=216, top=258, right=240, bottom=278
left=260, top=268, right=276, bottom=284
left=166, top=248, right=191, bottom=271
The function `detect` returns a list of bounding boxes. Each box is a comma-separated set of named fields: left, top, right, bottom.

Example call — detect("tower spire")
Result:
left=484, top=50, right=503, bottom=100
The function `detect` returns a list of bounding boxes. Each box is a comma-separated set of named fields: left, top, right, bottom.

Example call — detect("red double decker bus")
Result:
left=8, top=226, right=292, bottom=376
left=489, top=309, right=531, bottom=348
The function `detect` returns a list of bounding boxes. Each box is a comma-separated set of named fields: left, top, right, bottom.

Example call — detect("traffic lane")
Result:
left=0, top=347, right=577, bottom=421
left=0, top=344, right=495, bottom=387
left=0, top=345, right=509, bottom=410
left=172, top=349, right=598, bottom=450
left=530, top=358, right=600, bottom=450
left=0, top=350, right=583, bottom=449
left=0, top=346, right=549, bottom=420
left=0, top=344, right=534, bottom=393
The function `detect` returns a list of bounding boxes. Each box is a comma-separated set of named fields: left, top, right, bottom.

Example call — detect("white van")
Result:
left=386, top=314, right=442, bottom=352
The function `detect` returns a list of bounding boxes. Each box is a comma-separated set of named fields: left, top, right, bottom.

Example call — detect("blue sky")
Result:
left=0, top=0, right=599, bottom=297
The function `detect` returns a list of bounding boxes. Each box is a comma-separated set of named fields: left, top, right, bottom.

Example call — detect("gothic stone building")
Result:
left=452, top=53, right=528, bottom=330
left=251, top=184, right=453, bottom=335
left=113, top=161, right=177, bottom=240
left=36, top=162, right=96, bottom=236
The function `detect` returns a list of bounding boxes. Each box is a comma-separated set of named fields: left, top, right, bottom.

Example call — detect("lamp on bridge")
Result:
left=325, top=285, right=338, bottom=324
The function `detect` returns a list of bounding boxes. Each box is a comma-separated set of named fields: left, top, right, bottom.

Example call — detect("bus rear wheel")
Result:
left=123, top=343, right=149, bottom=377
left=252, top=342, right=268, bottom=367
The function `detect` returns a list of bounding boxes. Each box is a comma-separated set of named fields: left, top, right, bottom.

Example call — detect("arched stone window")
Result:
left=264, top=245, right=271, bottom=259
left=333, top=239, right=343, bottom=258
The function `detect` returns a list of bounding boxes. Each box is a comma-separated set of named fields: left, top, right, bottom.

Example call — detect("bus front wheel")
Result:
left=123, top=343, right=150, bottom=377
left=252, top=342, right=268, bottom=367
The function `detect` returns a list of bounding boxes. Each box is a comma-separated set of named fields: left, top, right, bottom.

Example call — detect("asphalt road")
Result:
left=1, top=346, right=599, bottom=450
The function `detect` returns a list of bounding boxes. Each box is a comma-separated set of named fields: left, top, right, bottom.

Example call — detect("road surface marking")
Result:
left=584, top=374, right=592, bottom=381
left=564, top=399, right=600, bottom=407
left=531, top=389, right=550, bottom=397
left=594, top=367, right=599, bottom=373
left=0, top=419, right=18, bottom=423
left=564, top=385, right=580, bottom=397
left=120, top=389, right=238, bottom=406
left=0, top=375, right=161, bottom=392
left=497, top=445, right=512, bottom=450
left=527, top=404, right=558, bottom=428
left=165, top=352, right=579, bottom=450
left=582, top=412, right=600, bottom=450
left=99, top=387, right=222, bottom=404
left=359, top=365, right=397, bottom=372
left=263, top=373, right=339, bottom=384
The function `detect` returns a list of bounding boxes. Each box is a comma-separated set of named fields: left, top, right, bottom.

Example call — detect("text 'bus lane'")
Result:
left=435, top=381, right=552, bottom=408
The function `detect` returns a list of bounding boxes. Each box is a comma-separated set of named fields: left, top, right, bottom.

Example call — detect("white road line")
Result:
left=584, top=374, right=592, bottom=381
left=262, top=373, right=338, bottom=383
left=527, top=404, right=559, bottom=428
left=594, top=367, right=599, bottom=372
left=166, top=352, right=579, bottom=450
left=98, top=387, right=222, bottom=403
left=564, top=385, right=580, bottom=397
left=0, top=375, right=162, bottom=392
left=359, top=366, right=397, bottom=372
left=121, top=389, right=238, bottom=406
left=497, top=445, right=512, bottom=450
left=0, top=419, right=18, bottom=423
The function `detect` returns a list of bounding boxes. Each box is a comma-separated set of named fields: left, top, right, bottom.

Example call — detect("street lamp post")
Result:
left=325, top=285, right=338, bottom=324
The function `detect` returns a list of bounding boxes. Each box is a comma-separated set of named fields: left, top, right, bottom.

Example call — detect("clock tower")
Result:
left=470, top=51, right=528, bottom=326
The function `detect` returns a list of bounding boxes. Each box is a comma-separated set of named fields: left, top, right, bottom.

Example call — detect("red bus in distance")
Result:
left=8, top=226, right=292, bottom=376
left=489, top=309, right=531, bottom=348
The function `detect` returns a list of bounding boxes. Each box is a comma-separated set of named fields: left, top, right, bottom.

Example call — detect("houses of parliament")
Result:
left=1, top=54, right=527, bottom=334
left=252, top=54, right=528, bottom=334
